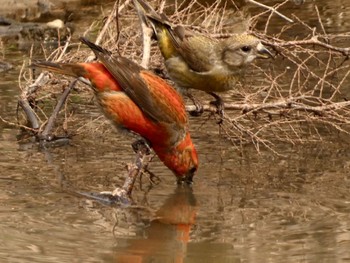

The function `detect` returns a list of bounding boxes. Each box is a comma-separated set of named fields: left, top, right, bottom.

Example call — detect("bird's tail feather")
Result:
left=132, top=0, right=172, bottom=32
left=132, top=0, right=180, bottom=60
left=79, top=37, right=111, bottom=57
left=30, top=61, right=86, bottom=78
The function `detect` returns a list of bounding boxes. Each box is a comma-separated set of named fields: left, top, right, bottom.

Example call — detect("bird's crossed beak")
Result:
left=257, top=43, right=274, bottom=59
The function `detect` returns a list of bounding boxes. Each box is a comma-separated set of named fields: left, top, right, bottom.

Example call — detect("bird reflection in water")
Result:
left=114, top=185, right=197, bottom=263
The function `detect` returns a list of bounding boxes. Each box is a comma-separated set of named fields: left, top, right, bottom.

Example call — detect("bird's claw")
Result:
left=132, top=139, right=151, bottom=155
left=187, top=93, right=204, bottom=117
left=208, top=92, right=225, bottom=124
left=189, top=102, right=204, bottom=117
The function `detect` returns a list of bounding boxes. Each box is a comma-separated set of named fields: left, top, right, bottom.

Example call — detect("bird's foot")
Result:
left=189, top=102, right=204, bottom=117
left=187, top=93, right=204, bottom=117
left=132, top=139, right=151, bottom=155
left=208, top=92, right=224, bottom=124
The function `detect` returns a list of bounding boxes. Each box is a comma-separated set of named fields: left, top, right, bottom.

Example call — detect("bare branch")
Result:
left=95, top=0, right=132, bottom=45
left=133, top=0, right=153, bottom=68
left=40, top=79, right=77, bottom=141
left=14, top=0, right=350, bottom=154
left=186, top=99, right=350, bottom=117
left=247, top=0, right=293, bottom=23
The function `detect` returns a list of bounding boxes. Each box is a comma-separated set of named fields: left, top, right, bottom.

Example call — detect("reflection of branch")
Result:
left=42, top=146, right=70, bottom=189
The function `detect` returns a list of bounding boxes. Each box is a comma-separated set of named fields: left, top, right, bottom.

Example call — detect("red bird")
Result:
left=31, top=38, right=198, bottom=183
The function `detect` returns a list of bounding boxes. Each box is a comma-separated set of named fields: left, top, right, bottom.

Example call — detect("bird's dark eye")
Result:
left=241, top=46, right=251, bottom=52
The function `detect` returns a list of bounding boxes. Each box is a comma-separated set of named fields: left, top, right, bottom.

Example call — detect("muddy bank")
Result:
left=0, top=0, right=114, bottom=48
left=0, top=0, right=110, bottom=22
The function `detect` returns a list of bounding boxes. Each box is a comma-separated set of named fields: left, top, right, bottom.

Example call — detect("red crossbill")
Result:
left=31, top=37, right=198, bottom=183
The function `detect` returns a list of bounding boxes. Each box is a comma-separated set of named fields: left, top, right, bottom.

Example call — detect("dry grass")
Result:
left=10, top=0, right=350, bottom=153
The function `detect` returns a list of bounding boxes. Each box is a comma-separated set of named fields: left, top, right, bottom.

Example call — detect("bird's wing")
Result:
left=170, top=27, right=219, bottom=73
left=80, top=37, right=186, bottom=128
left=133, top=0, right=217, bottom=73
left=139, top=70, right=187, bottom=126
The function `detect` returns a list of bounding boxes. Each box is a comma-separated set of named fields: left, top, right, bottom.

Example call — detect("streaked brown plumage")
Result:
left=133, top=0, right=272, bottom=109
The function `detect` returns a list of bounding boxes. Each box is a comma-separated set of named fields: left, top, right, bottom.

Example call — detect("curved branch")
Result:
left=17, top=72, right=50, bottom=130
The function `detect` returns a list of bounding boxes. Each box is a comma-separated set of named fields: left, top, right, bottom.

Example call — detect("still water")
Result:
left=1, top=0, right=350, bottom=262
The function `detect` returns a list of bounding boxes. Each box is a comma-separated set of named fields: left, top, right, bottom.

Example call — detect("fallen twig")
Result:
left=185, top=99, right=350, bottom=116
left=17, top=72, right=50, bottom=130
left=40, top=79, right=77, bottom=141
left=17, top=99, right=40, bottom=130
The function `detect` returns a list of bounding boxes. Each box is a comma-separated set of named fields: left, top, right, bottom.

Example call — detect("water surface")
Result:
left=1, top=0, right=350, bottom=262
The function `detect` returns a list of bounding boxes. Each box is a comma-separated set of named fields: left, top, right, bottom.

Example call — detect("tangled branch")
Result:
left=11, top=0, right=350, bottom=154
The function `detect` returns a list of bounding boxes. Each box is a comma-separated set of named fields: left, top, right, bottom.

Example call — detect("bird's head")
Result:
left=173, top=145, right=199, bottom=184
left=221, top=33, right=273, bottom=69
left=154, top=132, right=199, bottom=184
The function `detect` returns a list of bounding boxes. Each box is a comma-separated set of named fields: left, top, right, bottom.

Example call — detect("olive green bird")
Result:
left=133, top=0, right=273, bottom=113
